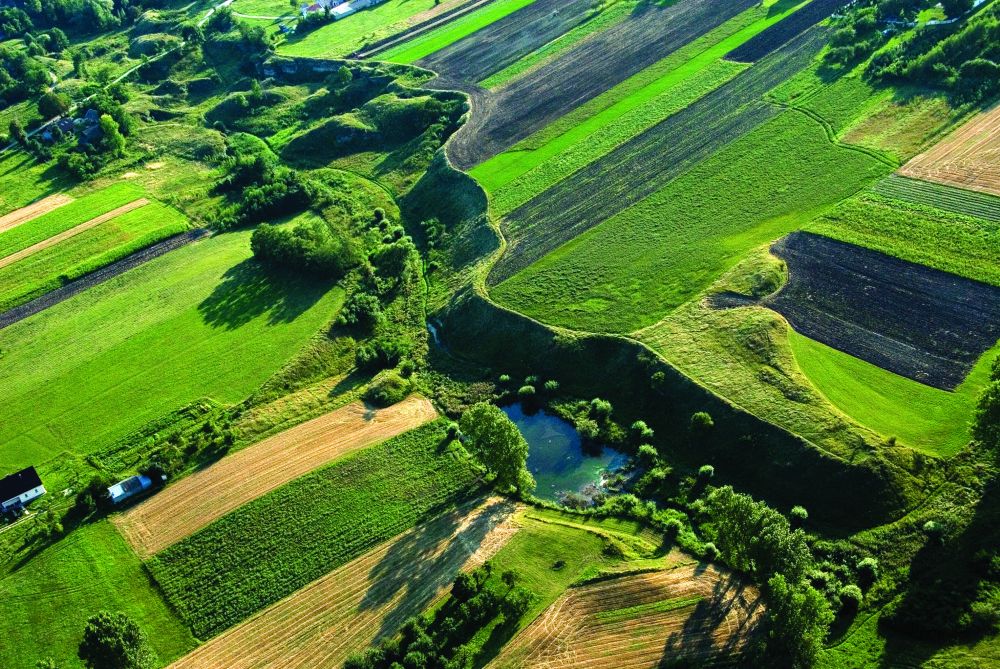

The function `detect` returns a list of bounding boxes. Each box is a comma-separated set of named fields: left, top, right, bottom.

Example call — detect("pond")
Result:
left=503, top=403, right=628, bottom=504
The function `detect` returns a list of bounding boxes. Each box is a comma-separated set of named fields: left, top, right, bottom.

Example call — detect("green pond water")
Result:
left=503, top=403, right=628, bottom=502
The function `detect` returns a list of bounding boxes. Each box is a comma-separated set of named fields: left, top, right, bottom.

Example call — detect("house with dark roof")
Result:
left=0, top=467, right=46, bottom=512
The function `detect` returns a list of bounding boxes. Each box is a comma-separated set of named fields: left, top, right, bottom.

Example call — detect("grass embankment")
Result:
left=0, top=200, right=189, bottom=311
left=0, top=521, right=196, bottom=669
left=470, top=0, right=809, bottom=205
left=379, top=0, right=536, bottom=64
left=148, top=421, right=481, bottom=639
left=494, top=110, right=889, bottom=333
left=0, top=228, right=343, bottom=469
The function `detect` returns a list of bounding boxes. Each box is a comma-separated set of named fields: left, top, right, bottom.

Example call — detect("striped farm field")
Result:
left=489, top=564, right=763, bottom=669
left=115, top=396, right=438, bottom=557
left=0, top=193, right=73, bottom=234
left=898, top=101, right=1000, bottom=196
left=167, top=498, right=520, bottom=669
left=872, top=174, right=1000, bottom=222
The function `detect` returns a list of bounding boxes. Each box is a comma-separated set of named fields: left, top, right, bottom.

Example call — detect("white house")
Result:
left=108, top=475, right=153, bottom=505
left=0, top=466, right=46, bottom=512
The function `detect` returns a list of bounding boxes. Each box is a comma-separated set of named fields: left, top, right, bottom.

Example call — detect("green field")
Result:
left=0, top=201, right=189, bottom=311
left=873, top=174, right=1000, bottom=222
left=493, top=110, right=890, bottom=333
left=232, top=0, right=294, bottom=17
left=148, top=421, right=480, bottom=639
left=0, top=151, right=73, bottom=218
left=0, top=521, right=196, bottom=669
left=280, top=0, right=446, bottom=58
left=0, top=182, right=147, bottom=259
left=379, top=0, right=536, bottom=64
left=0, top=228, right=343, bottom=470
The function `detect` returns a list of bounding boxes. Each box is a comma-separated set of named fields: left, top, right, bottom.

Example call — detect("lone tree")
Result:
left=459, top=402, right=535, bottom=494
left=78, top=611, right=156, bottom=669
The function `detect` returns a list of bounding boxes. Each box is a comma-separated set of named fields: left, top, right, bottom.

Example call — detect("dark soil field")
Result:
left=767, top=231, right=1000, bottom=390
left=444, top=0, right=760, bottom=169
left=724, top=0, right=852, bottom=63
left=415, top=0, right=595, bottom=84
left=489, top=28, right=827, bottom=285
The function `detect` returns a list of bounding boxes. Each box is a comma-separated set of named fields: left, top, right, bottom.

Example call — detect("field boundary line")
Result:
left=0, top=194, right=74, bottom=234
left=778, top=103, right=900, bottom=168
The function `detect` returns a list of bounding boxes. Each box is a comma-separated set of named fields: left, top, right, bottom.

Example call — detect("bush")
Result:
left=840, top=584, right=863, bottom=612
left=364, top=370, right=412, bottom=407
left=575, top=417, right=600, bottom=442
left=698, top=464, right=715, bottom=480
left=790, top=505, right=809, bottom=524
left=630, top=420, right=654, bottom=442
left=590, top=398, right=613, bottom=419
left=703, top=542, right=719, bottom=561
left=498, top=374, right=511, bottom=384
left=638, top=443, right=659, bottom=466
left=251, top=218, right=360, bottom=278
left=543, top=379, right=559, bottom=393
left=690, top=411, right=714, bottom=433
left=338, top=291, right=383, bottom=328
left=923, top=520, right=945, bottom=542
left=856, top=557, right=879, bottom=587
left=517, top=385, right=536, bottom=400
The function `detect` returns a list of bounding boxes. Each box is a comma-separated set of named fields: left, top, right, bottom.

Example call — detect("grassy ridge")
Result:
left=0, top=182, right=146, bottom=259
left=493, top=110, right=889, bottom=333
left=0, top=201, right=189, bottom=311
left=0, top=521, right=196, bottom=669
left=0, top=229, right=343, bottom=469
left=379, top=0, right=536, bottom=64
left=148, top=421, right=480, bottom=639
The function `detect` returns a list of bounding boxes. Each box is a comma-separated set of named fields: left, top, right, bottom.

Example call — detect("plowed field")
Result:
left=724, top=0, right=850, bottom=63
left=0, top=194, right=73, bottom=234
left=489, top=564, right=763, bottom=669
left=115, top=396, right=437, bottom=557
left=167, top=498, right=520, bottom=669
left=899, top=102, right=1000, bottom=196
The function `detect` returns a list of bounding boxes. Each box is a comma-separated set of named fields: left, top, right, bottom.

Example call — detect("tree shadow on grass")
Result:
left=197, top=258, right=332, bottom=330
left=357, top=498, right=517, bottom=643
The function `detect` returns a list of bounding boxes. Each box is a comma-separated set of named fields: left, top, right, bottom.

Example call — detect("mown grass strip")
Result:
left=148, top=421, right=481, bottom=640
left=378, top=0, right=536, bottom=64
left=593, top=595, right=703, bottom=623
left=873, top=174, right=1000, bottom=222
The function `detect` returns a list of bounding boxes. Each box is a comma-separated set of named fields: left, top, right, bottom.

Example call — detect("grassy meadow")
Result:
left=0, top=151, right=72, bottom=216
left=0, top=228, right=343, bottom=470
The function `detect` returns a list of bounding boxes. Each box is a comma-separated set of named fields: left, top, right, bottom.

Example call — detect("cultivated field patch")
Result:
left=873, top=174, right=1000, bottom=222
left=167, top=498, right=520, bottom=669
left=115, top=396, right=437, bottom=557
left=767, top=231, right=1000, bottom=390
left=0, top=193, right=73, bottom=234
left=489, top=564, right=763, bottom=669
left=898, top=102, right=1000, bottom=196
left=725, top=0, right=851, bottom=62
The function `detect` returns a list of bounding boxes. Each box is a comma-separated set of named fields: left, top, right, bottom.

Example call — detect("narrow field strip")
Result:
left=725, top=0, right=851, bottom=63
left=167, top=498, right=521, bottom=669
left=874, top=174, right=1000, bottom=222
left=0, top=194, right=73, bottom=234
left=0, top=199, right=149, bottom=269
left=115, top=396, right=438, bottom=557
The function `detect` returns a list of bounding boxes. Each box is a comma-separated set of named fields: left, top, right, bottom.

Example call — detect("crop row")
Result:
left=873, top=174, right=1000, bottom=222
left=724, top=0, right=852, bottom=63
left=447, top=0, right=760, bottom=169
left=489, top=27, right=828, bottom=286
left=147, top=421, right=481, bottom=640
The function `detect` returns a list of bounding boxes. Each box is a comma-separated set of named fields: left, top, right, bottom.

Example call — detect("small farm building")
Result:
left=108, top=475, right=153, bottom=505
left=0, top=466, right=46, bottom=511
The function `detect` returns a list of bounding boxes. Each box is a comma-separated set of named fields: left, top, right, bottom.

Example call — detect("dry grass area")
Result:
left=0, top=194, right=74, bottom=233
left=490, top=564, right=763, bottom=669
left=899, top=102, right=1000, bottom=196
left=167, top=497, right=521, bottom=669
left=114, top=396, right=438, bottom=557
left=0, top=199, right=149, bottom=269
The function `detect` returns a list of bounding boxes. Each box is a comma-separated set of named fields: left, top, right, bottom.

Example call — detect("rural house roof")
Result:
left=0, top=467, right=43, bottom=502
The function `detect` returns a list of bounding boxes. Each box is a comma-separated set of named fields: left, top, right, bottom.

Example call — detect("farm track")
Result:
left=0, top=198, right=150, bottom=269
left=724, top=0, right=852, bottom=62
left=489, top=564, right=763, bottom=669
left=489, top=27, right=827, bottom=285
left=873, top=174, right=1000, bottom=222
left=767, top=231, right=1000, bottom=389
left=898, top=102, right=1000, bottom=196
left=0, top=194, right=73, bottom=233
left=166, top=498, right=521, bottom=669
left=115, top=396, right=438, bottom=557
left=415, top=0, right=595, bottom=84
left=443, top=0, right=760, bottom=169
left=354, top=0, right=500, bottom=59
left=0, top=228, right=209, bottom=330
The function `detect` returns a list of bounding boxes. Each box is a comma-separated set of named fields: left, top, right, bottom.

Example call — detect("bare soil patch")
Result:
left=490, top=564, right=763, bottom=669
left=725, top=0, right=851, bottom=63
left=0, top=199, right=150, bottom=270
left=899, top=102, right=1000, bottom=196
left=0, top=194, right=74, bottom=234
left=115, top=396, right=438, bottom=557
left=167, top=497, right=520, bottom=669
left=767, top=231, right=1000, bottom=389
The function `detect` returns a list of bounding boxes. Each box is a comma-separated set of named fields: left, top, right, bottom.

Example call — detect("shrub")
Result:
left=698, top=464, right=715, bottom=480
left=543, top=379, right=559, bottom=393
left=338, top=291, right=383, bottom=328
left=703, top=542, right=719, bottom=561
left=665, top=518, right=683, bottom=537
left=638, top=444, right=659, bottom=466
left=575, top=417, right=600, bottom=442
left=590, top=398, right=613, bottom=419
left=498, top=374, right=511, bottom=384
left=630, top=420, right=654, bottom=442
left=856, top=557, right=879, bottom=587
left=251, top=219, right=360, bottom=278
left=790, top=505, right=809, bottom=524
left=517, top=385, right=536, bottom=400
left=690, top=411, right=714, bottom=433
left=840, top=584, right=863, bottom=612
left=364, top=370, right=411, bottom=407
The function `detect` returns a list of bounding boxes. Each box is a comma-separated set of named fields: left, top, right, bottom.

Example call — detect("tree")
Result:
left=98, top=114, right=126, bottom=157
left=38, top=91, right=70, bottom=119
left=459, top=402, right=534, bottom=493
left=78, top=611, right=156, bottom=669
left=941, top=0, right=974, bottom=18
left=972, top=362, right=1000, bottom=448
left=8, top=118, right=26, bottom=145
left=764, top=575, right=833, bottom=669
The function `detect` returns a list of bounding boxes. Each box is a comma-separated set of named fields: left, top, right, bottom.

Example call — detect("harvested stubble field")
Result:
left=115, top=396, right=437, bottom=557
left=873, top=174, right=1000, bottom=222
left=724, top=0, right=851, bottom=62
left=415, top=0, right=594, bottom=85
left=489, top=564, right=763, bottom=669
left=444, top=0, right=760, bottom=169
left=489, top=27, right=827, bottom=285
left=148, top=421, right=481, bottom=639
left=0, top=193, right=73, bottom=233
left=767, top=231, right=1000, bottom=390
left=167, top=498, right=521, bottom=669
left=355, top=0, right=506, bottom=59
left=898, top=102, right=1000, bottom=196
